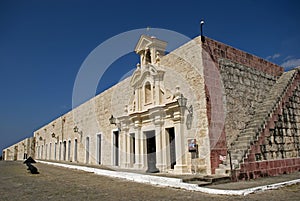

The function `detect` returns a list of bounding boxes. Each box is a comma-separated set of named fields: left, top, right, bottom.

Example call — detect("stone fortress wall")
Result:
left=233, top=69, right=300, bottom=180
left=32, top=82, right=122, bottom=166
left=201, top=37, right=300, bottom=179
left=159, top=38, right=210, bottom=174
left=3, top=34, right=300, bottom=180
left=26, top=36, right=210, bottom=173
left=219, top=59, right=277, bottom=150
left=2, top=137, right=35, bottom=161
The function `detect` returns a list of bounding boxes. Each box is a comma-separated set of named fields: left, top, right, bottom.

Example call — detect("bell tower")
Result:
left=128, top=35, right=169, bottom=113
left=135, top=35, right=167, bottom=67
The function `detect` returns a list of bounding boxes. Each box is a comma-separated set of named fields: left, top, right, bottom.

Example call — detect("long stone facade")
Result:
left=3, top=34, right=300, bottom=180
left=2, top=137, right=35, bottom=161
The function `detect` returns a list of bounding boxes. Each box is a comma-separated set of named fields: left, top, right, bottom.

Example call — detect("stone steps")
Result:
left=237, top=135, right=254, bottom=142
left=217, top=69, right=298, bottom=174
left=182, top=175, right=231, bottom=186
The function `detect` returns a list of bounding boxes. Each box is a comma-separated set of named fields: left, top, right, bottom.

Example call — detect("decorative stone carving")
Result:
left=173, top=86, right=181, bottom=100
left=128, top=35, right=172, bottom=113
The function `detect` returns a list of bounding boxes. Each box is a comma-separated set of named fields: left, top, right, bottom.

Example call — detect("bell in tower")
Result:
left=135, top=35, right=167, bottom=68
left=144, top=47, right=151, bottom=65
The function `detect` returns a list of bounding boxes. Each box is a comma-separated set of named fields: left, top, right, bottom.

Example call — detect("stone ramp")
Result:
left=216, top=69, right=298, bottom=175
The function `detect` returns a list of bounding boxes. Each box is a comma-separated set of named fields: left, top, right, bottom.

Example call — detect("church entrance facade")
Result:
left=29, top=34, right=210, bottom=175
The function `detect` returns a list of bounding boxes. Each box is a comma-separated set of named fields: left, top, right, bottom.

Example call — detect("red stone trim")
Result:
left=201, top=36, right=286, bottom=175
left=234, top=158, right=300, bottom=181
left=201, top=37, right=284, bottom=77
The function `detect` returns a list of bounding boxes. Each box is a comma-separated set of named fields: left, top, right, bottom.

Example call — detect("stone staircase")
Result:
left=215, top=69, right=298, bottom=175
left=182, top=175, right=231, bottom=186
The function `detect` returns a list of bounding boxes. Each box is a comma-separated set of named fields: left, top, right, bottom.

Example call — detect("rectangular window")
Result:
left=54, top=143, right=57, bottom=160
left=166, top=127, right=176, bottom=169
left=86, top=137, right=90, bottom=164
left=45, top=144, right=48, bottom=159
left=59, top=142, right=61, bottom=160
left=38, top=146, right=40, bottom=159
left=130, top=133, right=135, bottom=164
left=49, top=143, right=52, bottom=160
left=63, top=141, right=66, bottom=161
left=74, top=139, right=78, bottom=162
left=41, top=145, right=44, bottom=159
left=68, top=140, right=71, bottom=161
left=97, top=134, right=101, bottom=165
left=113, top=131, right=119, bottom=166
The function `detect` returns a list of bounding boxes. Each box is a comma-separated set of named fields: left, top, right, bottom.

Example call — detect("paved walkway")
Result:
left=208, top=171, right=300, bottom=190
left=38, top=160, right=300, bottom=196
left=1, top=161, right=300, bottom=200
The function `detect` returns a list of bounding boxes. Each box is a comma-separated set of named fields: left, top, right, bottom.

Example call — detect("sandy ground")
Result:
left=0, top=161, right=299, bottom=201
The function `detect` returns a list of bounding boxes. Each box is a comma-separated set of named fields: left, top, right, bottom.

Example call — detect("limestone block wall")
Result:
left=201, top=36, right=284, bottom=174
left=219, top=59, right=277, bottom=147
left=161, top=37, right=211, bottom=174
left=202, top=37, right=283, bottom=77
left=3, top=145, right=15, bottom=160
left=37, top=36, right=210, bottom=174
left=34, top=83, right=122, bottom=166
left=3, top=137, right=35, bottom=161
left=71, top=35, right=286, bottom=175
left=236, top=73, right=300, bottom=180
left=6, top=35, right=294, bottom=178
left=32, top=39, right=210, bottom=173
left=264, top=86, right=300, bottom=160
left=93, top=79, right=133, bottom=166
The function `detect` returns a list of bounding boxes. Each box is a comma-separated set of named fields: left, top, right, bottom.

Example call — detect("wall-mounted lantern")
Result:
left=177, top=93, right=187, bottom=107
left=177, top=94, right=193, bottom=115
left=109, top=115, right=116, bottom=125
left=51, top=133, right=59, bottom=142
left=109, top=115, right=121, bottom=131
left=73, top=126, right=79, bottom=133
left=73, top=126, right=83, bottom=141
left=73, top=126, right=82, bottom=135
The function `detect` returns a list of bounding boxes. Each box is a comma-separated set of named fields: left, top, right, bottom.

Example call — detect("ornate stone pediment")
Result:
left=130, top=64, right=165, bottom=88
left=135, top=35, right=167, bottom=67
left=135, top=35, right=167, bottom=55
left=128, top=63, right=169, bottom=113
left=126, top=35, right=172, bottom=114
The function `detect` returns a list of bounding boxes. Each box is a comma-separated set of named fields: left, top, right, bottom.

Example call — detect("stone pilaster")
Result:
left=173, top=109, right=188, bottom=174
left=120, top=130, right=127, bottom=168
left=154, top=122, right=164, bottom=171
left=161, top=128, right=168, bottom=172
left=133, top=121, right=143, bottom=169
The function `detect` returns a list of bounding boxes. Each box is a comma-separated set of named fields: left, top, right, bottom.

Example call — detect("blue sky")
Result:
left=1, top=0, right=299, bottom=153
